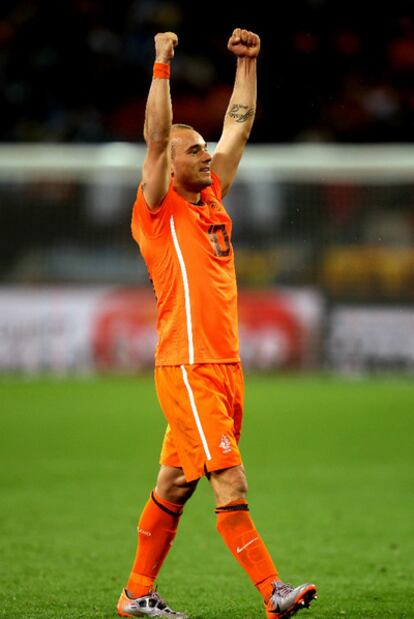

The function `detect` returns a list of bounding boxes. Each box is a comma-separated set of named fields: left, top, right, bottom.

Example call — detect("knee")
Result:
left=163, top=480, right=194, bottom=505
left=155, top=466, right=198, bottom=505
left=210, top=465, right=249, bottom=505
left=229, top=467, right=249, bottom=497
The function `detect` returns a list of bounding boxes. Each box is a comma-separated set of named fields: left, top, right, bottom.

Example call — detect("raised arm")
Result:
left=142, top=32, right=178, bottom=210
left=211, top=29, right=260, bottom=197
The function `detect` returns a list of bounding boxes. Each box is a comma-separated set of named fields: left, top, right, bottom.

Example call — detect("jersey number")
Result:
left=208, top=224, right=230, bottom=257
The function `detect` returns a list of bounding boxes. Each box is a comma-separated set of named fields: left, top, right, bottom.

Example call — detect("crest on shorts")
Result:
left=219, top=434, right=232, bottom=454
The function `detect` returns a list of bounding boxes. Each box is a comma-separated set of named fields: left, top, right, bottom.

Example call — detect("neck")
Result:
left=173, top=183, right=201, bottom=204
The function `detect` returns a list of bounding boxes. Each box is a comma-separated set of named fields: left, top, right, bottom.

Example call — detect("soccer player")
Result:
left=117, top=29, right=317, bottom=619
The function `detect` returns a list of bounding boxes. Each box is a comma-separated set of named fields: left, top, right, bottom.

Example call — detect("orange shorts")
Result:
left=155, top=363, right=244, bottom=482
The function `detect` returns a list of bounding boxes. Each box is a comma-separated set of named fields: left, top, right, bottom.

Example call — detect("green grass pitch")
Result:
left=1, top=374, right=413, bottom=618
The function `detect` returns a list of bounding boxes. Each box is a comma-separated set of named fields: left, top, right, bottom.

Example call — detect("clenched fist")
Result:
left=155, top=32, right=178, bottom=64
left=227, top=28, right=260, bottom=59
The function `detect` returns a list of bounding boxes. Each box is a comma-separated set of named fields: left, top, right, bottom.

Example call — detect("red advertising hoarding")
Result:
left=0, top=287, right=322, bottom=373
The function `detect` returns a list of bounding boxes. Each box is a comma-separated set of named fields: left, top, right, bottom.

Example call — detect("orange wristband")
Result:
left=153, top=62, right=170, bottom=79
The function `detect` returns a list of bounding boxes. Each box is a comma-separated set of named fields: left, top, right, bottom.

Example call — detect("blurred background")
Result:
left=1, top=0, right=414, bottom=375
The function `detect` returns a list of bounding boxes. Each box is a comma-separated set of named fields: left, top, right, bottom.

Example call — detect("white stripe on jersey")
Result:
left=170, top=215, right=194, bottom=364
left=180, top=365, right=212, bottom=461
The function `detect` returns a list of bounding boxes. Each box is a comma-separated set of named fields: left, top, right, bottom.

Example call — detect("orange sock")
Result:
left=126, top=490, right=183, bottom=598
left=216, top=499, right=279, bottom=602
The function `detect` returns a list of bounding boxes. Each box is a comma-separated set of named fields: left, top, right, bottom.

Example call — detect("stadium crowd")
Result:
left=0, top=0, right=413, bottom=144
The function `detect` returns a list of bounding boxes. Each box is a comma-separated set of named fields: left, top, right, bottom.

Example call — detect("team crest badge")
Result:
left=219, top=434, right=232, bottom=454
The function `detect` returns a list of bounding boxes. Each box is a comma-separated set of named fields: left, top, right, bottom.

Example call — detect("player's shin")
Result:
left=215, top=499, right=279, bottom=602
left=126, top=490, right=184, bottom=598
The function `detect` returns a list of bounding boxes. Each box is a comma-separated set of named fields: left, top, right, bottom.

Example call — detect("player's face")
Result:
left=171, top=130, right=212, bottom=190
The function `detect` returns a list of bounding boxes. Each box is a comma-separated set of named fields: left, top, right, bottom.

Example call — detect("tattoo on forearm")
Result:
left=228, top=104, right=255, bottom=123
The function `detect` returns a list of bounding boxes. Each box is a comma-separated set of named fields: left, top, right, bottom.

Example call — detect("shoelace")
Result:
left=272, top=582, right=294, bottom=596
left=148, top=591, right=171, bottom=611
left=150, top=590, right=186, bottom=615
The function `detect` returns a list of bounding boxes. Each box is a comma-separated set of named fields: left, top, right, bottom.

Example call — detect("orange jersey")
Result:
left=131, top=172, right=240, bottom=366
